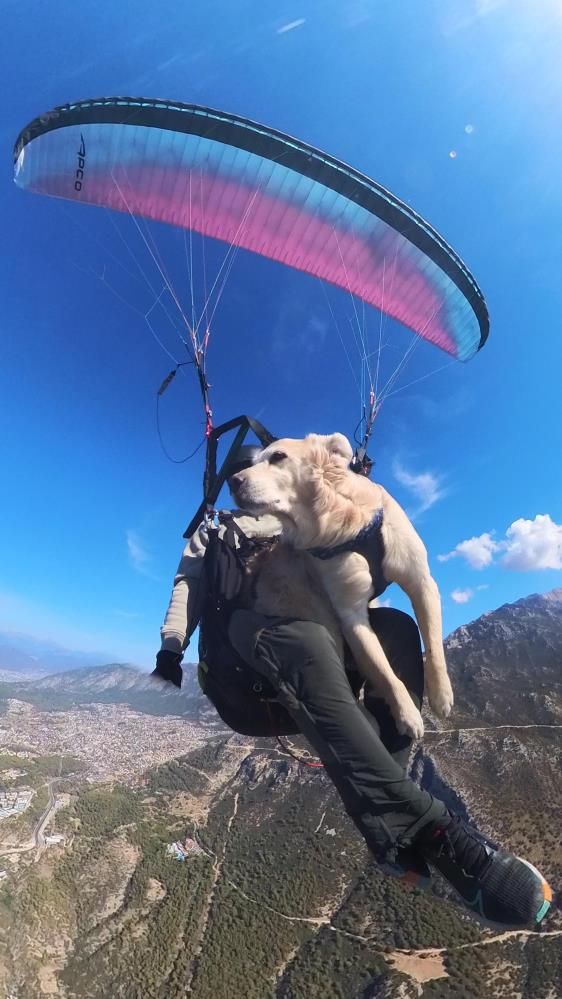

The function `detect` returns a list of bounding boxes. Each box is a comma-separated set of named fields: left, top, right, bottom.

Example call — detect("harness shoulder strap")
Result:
left=184, top=415, right=278, bottom=539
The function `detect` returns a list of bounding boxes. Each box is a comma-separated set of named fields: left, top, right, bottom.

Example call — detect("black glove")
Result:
left=151, top=649, right=183, bottom=688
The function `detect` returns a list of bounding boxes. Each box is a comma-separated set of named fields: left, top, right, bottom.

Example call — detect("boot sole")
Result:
left=425, top=853, right=552, bottom=929
left=517, top=856, right=552, bottom=925
left=465, top=855, right=552, bottom=930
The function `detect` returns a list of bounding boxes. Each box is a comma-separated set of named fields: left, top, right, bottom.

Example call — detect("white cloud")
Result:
left=500, top=514, right=562, bottom=571
left=277, top=19, right=305, bottom=34
left=344, top=3, right=373, bottom=27
left=370, top=596, right=392, bottom=609
left=438, top=532, right=500, bottom=569
left=439, top=515, right=562, bottom=572
left=476, top=0, right=506, bottom=14
left=410, top=388, right=472, bottom=423
left=126, top=530, right=151, bottom=575
left=451, top=588, right=474, bottom=604
left=393, top=461, right=446, bottom=514
left=269, top=302, right=328, bottom=370
left=440, top=0, right=506, bottom=35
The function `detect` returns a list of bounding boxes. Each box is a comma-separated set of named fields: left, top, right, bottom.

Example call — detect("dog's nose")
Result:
left=228, top=472, right=244, bottom=490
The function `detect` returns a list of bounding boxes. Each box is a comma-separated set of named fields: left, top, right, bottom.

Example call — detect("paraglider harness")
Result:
left=185, top=415, right=304, bottom=744
left=197, top=519, right=306, bottom=741
left=184, top=414, right=375, bottom=760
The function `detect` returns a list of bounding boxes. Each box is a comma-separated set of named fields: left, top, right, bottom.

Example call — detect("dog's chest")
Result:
left=250, top=544, right=342, bottom=648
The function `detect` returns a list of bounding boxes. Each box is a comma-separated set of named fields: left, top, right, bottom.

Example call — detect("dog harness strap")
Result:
left=308, top=509, right=384, bottom=559
left=308, top=508, right=389, bottom=598
left=217, top=512, right=250, bottom=549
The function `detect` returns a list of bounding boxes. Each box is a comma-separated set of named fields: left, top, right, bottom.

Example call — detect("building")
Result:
left=166, top=838, right=204, bottom=862
left=44, top=834, right=65, bottom=846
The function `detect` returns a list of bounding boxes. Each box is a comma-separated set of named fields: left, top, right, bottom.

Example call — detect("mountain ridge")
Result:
left=1, top=587, right=561, bottom=728
left=0, top=629, right=127, bottom=675
left=439, top=587, right=562, bottom=727
left=2, top=588, right=561, bottom=996
left=3, top=586, right=562, bottom=675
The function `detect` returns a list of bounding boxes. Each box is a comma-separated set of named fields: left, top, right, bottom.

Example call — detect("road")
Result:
left=0, top=775, right=69, bottom=858
left=33, top=777, right=60, bottom=850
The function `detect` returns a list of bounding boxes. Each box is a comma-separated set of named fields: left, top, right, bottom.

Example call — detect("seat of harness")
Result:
left=307, top=508, right=388, bottom=599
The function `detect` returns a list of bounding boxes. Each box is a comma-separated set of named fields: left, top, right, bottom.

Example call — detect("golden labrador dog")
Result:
left=229, top=433, right=454, bottom=740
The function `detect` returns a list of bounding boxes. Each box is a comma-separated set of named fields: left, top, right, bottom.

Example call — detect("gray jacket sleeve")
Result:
left=159, top=522, right=209, bottom=655
left=159, top=510, right=283, bottom=656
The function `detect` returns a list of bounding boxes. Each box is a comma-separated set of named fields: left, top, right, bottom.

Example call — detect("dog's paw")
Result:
left=394, top=697, right=425, bottom=741
left=427, top=675, right=454, bottom=719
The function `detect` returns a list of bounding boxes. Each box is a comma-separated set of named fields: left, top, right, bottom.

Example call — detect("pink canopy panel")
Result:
left=14, top=97, right=489, bottom=361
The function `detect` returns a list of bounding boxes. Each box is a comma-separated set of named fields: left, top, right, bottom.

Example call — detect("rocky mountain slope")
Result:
left=0, top=662, right=211, bottom=721
left=1, top=589, right=561, bottom=997
left=2, top=725, right=560, bottom=998
left=441, top=588, right=562, bottom=727
left=4, top=587, right=562, bottom=726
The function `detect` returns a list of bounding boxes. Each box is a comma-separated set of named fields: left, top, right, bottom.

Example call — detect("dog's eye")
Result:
left=268, top=452, right=287, bottom=465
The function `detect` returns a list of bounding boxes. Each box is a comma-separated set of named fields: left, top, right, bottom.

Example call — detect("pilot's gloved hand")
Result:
left=151, top=649, right=183, bottom=688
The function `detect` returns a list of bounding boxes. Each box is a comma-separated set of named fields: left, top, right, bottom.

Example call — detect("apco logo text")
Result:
left=75, top=134, right=86, bottom=191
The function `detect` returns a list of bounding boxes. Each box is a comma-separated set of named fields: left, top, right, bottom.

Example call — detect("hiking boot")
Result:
left=379, top=846, right=432, bottom=891
left=419, top=813, right=552, bottom=927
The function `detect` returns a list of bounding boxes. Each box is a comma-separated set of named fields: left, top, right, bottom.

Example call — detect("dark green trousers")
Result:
left=228, top=607, right=447, bottom=862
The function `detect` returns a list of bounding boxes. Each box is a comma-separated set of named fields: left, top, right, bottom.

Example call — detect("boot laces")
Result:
left=440, top=815, right=492, bottom=879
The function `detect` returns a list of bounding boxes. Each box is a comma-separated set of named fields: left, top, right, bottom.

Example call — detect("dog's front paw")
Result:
left=394, top=695, right=424, bottom=741
left=427, top=674, right=454, bottom=719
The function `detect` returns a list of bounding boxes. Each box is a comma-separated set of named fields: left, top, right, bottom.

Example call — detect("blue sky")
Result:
left=2, top=0, right=562, bottom=668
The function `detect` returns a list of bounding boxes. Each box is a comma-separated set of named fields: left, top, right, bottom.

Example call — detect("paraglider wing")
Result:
left=14, top=97, right=488, bottom=360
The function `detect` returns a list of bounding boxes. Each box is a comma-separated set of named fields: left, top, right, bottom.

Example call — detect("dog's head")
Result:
left=228, top=432, right=354, bottom=526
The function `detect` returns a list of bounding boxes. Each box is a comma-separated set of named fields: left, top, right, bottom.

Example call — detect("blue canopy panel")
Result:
left=14, top=97, right=489, bottom=360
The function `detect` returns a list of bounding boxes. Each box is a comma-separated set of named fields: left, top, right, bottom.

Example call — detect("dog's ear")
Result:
left=321, top=433, right=353, bottom=466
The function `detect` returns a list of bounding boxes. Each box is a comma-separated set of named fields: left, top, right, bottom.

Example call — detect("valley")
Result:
left=0, top=589, right=560, bottom=997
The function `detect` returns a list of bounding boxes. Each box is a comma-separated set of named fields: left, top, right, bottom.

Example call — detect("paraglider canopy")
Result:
left=14, top=96, right=489, bottom=363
